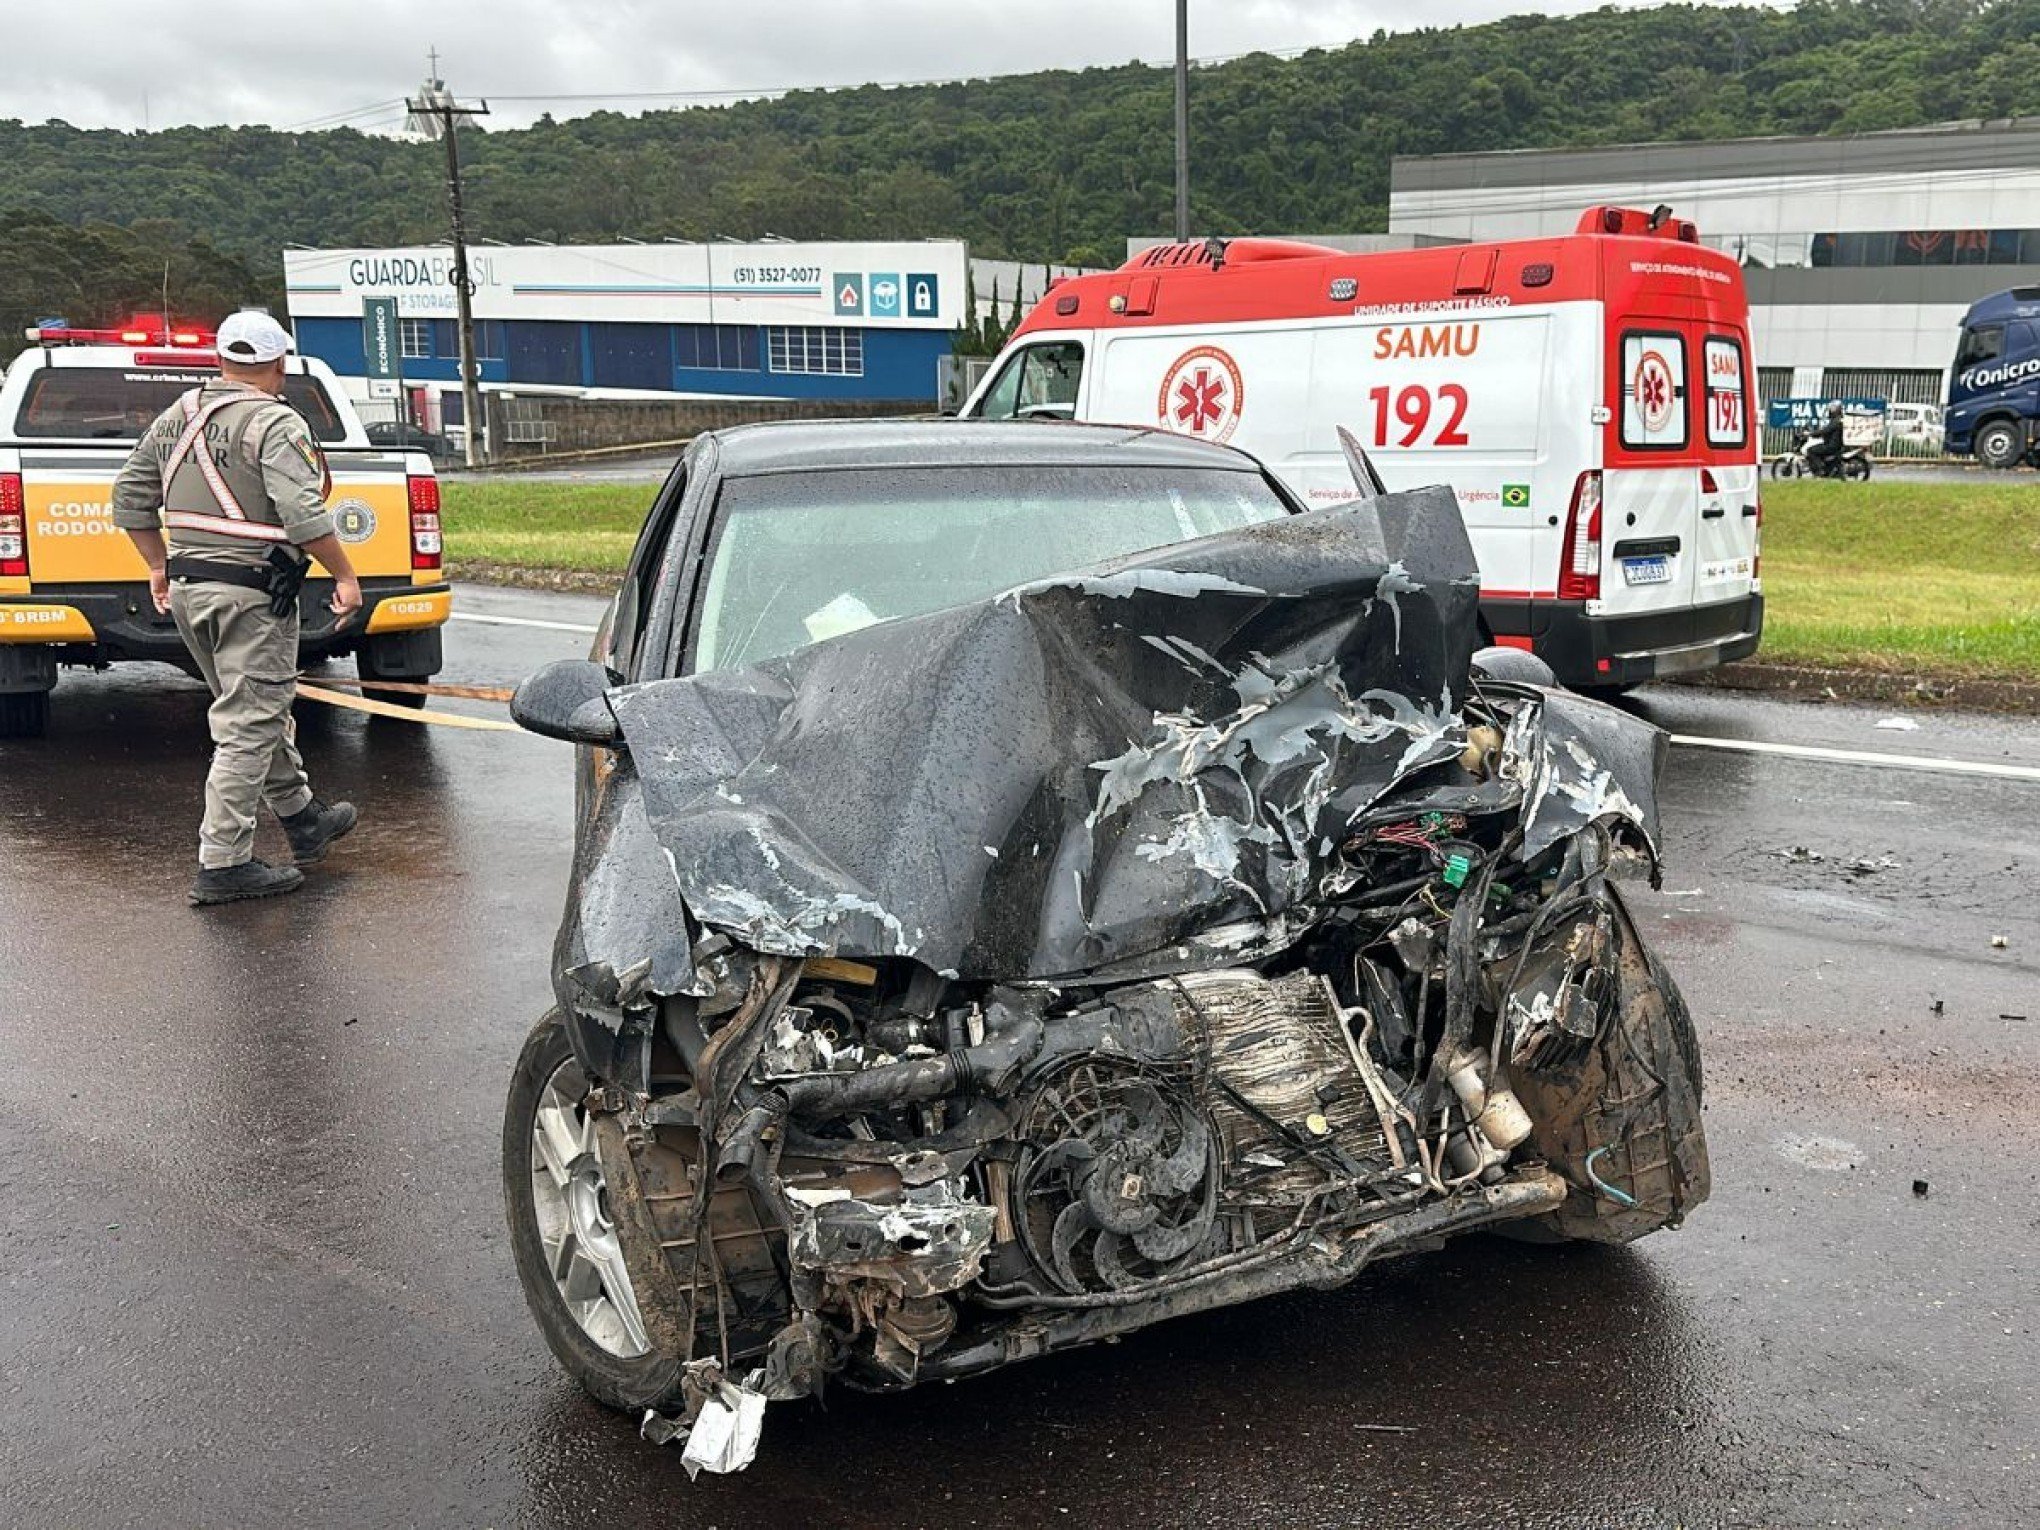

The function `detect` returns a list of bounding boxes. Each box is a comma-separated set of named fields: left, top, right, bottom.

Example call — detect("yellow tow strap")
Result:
left=296, top=681, right=523, bottom=732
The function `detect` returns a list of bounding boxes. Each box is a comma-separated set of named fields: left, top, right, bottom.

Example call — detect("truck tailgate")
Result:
left=15, top=449, right=421, bottom=583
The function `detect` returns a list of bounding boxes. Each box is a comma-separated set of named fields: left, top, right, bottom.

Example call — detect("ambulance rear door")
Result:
left=1691, top=331, right=1759, bottom=608
left=1602, top=324, right=1704, bottom=616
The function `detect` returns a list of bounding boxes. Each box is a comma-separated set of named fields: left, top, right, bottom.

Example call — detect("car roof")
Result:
left=708, top=418, right=1265, bottom=477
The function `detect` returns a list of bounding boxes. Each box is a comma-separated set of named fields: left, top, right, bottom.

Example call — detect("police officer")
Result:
left=113, top=310, right=363, bottom=906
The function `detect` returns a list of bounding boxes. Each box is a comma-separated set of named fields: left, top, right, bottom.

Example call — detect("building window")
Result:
left=434, top=319, right=505, bottom=361
left=399, top=318, right=431, bottom=359
left=767, top=326, right=864, bottom=377
left=674, top=324, right=759, bottom=372
left=1807, top=226, right=2040, bottom=268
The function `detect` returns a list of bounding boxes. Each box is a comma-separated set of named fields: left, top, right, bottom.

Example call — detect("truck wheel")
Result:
left=0, top=690, right=50, bottom=738
left=357, top=655, right=429, bottom=709
left=1974, top=420, right=2025, bottom=470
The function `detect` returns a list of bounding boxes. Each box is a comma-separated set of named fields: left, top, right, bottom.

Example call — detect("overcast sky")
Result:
left=8, top=0, right=1789, bottom=133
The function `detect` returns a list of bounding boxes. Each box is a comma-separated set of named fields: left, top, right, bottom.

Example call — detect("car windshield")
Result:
left=10, top=367, right=349, bottom=441
left=692, top=462, right=1290, bottom=673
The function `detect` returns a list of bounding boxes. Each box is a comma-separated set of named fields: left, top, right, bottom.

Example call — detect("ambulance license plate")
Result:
left=1622, top=555, right=1672, bottom=587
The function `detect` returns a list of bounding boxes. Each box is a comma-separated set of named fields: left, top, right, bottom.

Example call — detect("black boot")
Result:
left=280, top=798, right=358, bottom=864
left=189, top=859, right=304, bottom=906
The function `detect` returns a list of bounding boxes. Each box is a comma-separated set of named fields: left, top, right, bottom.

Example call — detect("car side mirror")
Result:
left=511, top=659, right=623, bottom=746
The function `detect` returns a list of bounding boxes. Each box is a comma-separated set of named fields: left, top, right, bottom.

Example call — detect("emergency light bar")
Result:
left=22, top=318, right=218, bottom=348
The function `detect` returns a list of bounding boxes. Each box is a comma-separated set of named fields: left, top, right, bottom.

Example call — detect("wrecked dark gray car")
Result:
left=506, top=420, right=1707, bottom=1474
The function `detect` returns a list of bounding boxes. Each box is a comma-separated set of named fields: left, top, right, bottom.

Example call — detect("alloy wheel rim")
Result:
left=528, top=1061, right=652, bottom=1359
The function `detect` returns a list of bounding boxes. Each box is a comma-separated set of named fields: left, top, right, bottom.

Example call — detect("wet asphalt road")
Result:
left=2, top=586, right=2035, bottom=1530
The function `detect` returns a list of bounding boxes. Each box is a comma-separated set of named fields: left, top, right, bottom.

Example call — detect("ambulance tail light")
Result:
left=407, top=474, right=443, bottom=572
left=0, top=472, right=26, bottom=576
left=1556, top=470, right=1603, bottom=600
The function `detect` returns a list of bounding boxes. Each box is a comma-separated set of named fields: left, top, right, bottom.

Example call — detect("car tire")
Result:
left=503, top=1010, right=694, bottom=1413
left=0, top=690, right=50, bottom=738
left=1974, top=419, right=2025, bottom=470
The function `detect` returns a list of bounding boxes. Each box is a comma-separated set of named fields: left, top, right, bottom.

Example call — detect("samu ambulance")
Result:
left=0, top=317, right=451, bottom=737
left=965, top=205, right=1763, bottom=689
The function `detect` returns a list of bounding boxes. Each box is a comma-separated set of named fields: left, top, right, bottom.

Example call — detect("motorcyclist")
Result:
left=1805, top=402, right=1846, bottom=476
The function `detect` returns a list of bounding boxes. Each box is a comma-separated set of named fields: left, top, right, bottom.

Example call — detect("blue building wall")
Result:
left=295, top=316, right=948, bottom=401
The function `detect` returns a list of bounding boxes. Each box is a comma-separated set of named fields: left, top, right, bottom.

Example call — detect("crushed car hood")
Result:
left=604, top=488, right=1662, bottom=986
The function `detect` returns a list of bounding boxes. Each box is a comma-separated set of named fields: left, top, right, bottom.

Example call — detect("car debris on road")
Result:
left=503, top=423, right=1710, bottom=1473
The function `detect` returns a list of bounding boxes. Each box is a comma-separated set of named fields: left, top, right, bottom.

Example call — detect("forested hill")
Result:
left=5, top=0, right=2039, bottom=330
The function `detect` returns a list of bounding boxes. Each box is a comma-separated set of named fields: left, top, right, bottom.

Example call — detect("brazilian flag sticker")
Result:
left=1502, top=482, right=1531, bottom=508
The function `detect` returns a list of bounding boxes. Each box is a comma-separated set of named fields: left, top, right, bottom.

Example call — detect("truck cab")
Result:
left=1944, top=286, right=2040, bottom=469
left=0, top=318, right=451, bottom=737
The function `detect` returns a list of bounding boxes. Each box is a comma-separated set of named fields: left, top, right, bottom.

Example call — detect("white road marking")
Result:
left=1671, top=732, right=2040, bottom=783
left=450, top=611, right=600, bottom=635
left=444, top=608, right=2039, bottom=782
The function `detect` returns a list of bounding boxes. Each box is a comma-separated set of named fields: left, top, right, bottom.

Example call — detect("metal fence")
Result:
left=1756, top=366, right=1948, bottom=461
left=937, top=354, right=995, bottom=414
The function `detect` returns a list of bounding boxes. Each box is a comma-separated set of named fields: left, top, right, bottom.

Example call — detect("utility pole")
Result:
left=407, top=61, right=489, bottom=468
left=1173, top=0, right=1190, bottom=242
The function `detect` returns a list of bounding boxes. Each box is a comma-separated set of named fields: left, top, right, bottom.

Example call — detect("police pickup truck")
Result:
left=0, top=319, right=450, bottom=737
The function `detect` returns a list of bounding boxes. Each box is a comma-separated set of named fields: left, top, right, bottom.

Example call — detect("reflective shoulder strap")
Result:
left=160, top=391, right=289, bottom=543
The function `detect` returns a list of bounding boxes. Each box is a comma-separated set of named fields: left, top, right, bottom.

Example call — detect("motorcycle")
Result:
left=1771, top=431, right=1872, bottom=480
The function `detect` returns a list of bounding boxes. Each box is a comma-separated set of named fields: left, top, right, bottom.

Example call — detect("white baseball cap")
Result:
left=216, top=310, right=296, bottom=364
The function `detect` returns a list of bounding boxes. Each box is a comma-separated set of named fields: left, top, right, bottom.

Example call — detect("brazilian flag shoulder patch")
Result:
left=1501, top=482, right=1531, bottom=509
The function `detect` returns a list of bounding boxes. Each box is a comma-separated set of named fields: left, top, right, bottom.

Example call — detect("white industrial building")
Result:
left=1389, top=118, right=2040, bottom=401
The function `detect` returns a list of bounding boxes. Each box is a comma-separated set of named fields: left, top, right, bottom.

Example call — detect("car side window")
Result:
left=975, top=341, right=1085, bottom=420
left=608, top=458, right=689, bottom=679
left=1955, top=324, right=2004, bottom=371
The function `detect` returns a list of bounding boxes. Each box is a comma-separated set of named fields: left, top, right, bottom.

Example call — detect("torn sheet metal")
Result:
left=608, top=488, right=1484, bottom=981
left=1507, top=688, right=1668, bottom=864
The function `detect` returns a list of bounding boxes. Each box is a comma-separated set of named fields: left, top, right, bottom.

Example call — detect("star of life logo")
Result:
left=1633, top=350, right=1676, bottom=434
left=1156, top=345, right=1245, bottom=444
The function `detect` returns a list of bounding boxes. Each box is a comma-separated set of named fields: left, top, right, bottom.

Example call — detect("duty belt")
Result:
left=167, top=552, right=311, bottom=617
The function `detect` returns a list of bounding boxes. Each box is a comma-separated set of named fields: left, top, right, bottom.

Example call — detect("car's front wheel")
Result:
left=503, top=1011, right=692, bottom=1411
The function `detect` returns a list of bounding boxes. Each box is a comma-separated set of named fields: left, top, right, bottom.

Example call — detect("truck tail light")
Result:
left=1556, top=470, right=1602, bottom=600
left=407, top=475, right=442, bottom=572
left=0, top=472, right=26, bottom=576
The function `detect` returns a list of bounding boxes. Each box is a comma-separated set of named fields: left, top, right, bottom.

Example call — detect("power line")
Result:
left=478, top=43, right=1327, bottom=109
left=280, top=97, right=408, bottom=132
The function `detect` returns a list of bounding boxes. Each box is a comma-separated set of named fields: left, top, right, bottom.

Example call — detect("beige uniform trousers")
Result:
left=170, top=581, right=316, bottom=868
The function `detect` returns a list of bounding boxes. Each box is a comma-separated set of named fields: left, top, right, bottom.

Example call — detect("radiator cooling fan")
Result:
left=1011, top=1057, right=1223, bottom=1294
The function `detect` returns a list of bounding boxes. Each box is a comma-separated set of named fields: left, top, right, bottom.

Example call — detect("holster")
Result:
left=263, top=546, right=311, bottom=618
